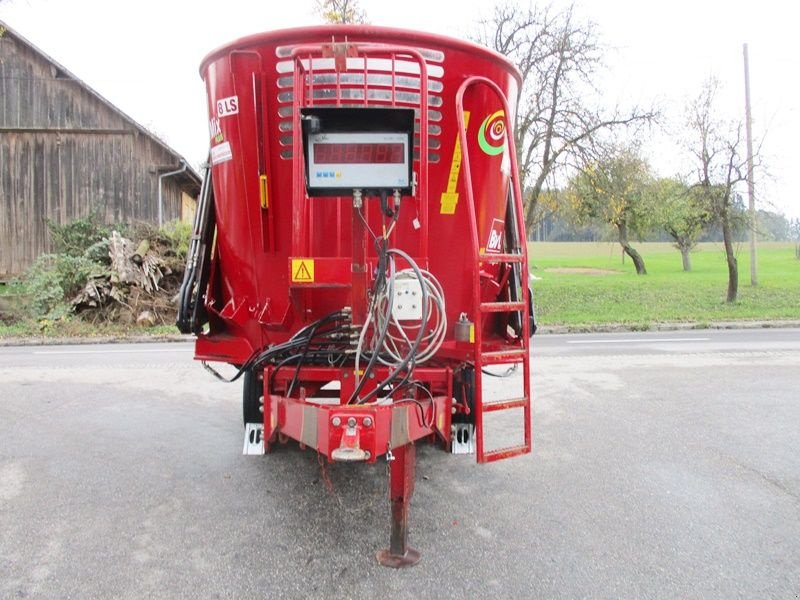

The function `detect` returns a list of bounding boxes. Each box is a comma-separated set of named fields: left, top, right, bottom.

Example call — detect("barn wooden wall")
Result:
left=0, top=29, right=189, bottom=277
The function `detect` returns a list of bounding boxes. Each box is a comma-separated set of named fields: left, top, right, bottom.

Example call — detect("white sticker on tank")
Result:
left=208, top=117, right=223, bottom=143
left=216, top=96, right=239, bottom=118
left=486, top=218, right=505, bottom=253
left=210, top=141, right=233, bottom=165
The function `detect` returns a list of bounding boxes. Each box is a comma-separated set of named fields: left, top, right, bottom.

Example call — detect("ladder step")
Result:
left=478, top=253, right=524, bottom=264
left=481, top=444, right=531, bottom=463
left=480, top=301, right=526, bottom=313
left=480, top=348, right=527, bottom=364
left=483, top=397, right=528, bottom=412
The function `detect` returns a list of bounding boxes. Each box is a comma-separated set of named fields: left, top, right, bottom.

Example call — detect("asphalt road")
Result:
left=1, top=329, right=799, bottom=599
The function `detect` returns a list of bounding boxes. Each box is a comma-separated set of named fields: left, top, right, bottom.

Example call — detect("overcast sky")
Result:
left=1, top=0, right=797, bottom=218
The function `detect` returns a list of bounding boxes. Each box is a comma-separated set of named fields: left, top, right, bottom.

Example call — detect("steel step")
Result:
left=480, top=348, right=527, bottom=364
left=478, top=253, right=524, bottom=264
left=480, top=444, right=531, bottom=463
left=480, top=301, right=526, bottom=313
left=483, top=396, right=528, bottom=412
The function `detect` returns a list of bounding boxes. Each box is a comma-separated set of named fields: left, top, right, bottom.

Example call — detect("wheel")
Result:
left=242, top=369, right=263, bottom=425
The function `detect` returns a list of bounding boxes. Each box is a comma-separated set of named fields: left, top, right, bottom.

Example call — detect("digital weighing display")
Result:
left=306, top=132, right=410, bottom=191
left=313, top=141, right=405, bottom=165
left=301, top=107, right=415, bottom=196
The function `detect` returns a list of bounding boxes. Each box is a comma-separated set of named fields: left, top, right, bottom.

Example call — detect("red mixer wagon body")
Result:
left=178, top=25, right=534, bottom=566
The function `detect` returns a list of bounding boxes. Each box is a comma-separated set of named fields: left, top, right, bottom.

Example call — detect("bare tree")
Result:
left=315, top=0, right=367, bottom=24
left=474, top=2, right=655, bottom=235
left=686, top=78, right=752, bottom=302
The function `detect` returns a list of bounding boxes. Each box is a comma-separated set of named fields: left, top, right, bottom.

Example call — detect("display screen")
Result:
left=313, top=142, right=405, bottom=165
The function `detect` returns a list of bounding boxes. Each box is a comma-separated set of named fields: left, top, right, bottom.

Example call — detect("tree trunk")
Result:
left=680, top=246, right=692, bottom=272
left=617, top=222, right=647, bottom=275
left=721, top=213, right=738, bottom=302
left=523, top=179, right=544, bottom=236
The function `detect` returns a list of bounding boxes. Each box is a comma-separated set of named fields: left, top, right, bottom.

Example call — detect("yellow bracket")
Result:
left=259, top=174, right=269, bottom=209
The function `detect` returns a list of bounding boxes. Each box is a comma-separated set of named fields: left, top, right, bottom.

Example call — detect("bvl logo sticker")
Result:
left=486, top=218, right=505, bottom=253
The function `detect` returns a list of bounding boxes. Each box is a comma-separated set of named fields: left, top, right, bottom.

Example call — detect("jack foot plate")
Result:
left=376, top=548, right=421, bottom=568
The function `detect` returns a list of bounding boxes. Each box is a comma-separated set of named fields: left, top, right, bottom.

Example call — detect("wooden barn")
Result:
left=0, top=21, right=202, bottom=278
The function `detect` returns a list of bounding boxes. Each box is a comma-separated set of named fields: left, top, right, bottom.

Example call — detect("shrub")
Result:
left=47, top=213, right=119, bottom=257
left=12, top=216, right=191, bottom=324
left=159, top=220, right=192, bottom=261
left=19, top=254, right=101, bottom=318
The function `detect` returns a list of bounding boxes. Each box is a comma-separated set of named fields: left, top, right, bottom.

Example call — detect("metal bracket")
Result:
left=451, top=424, right=475, bottom=455
left=243, top=423, right=265, bottom=455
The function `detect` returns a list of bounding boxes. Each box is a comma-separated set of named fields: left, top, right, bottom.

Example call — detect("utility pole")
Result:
left=743, top=43, right=758, bottom=286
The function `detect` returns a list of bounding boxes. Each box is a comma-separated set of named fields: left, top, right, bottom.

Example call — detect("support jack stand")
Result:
left=376, top=443, right=421, bottom=568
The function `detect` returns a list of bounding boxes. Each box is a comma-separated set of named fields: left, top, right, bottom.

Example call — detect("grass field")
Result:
left=529, top=241, right=800, bottom=328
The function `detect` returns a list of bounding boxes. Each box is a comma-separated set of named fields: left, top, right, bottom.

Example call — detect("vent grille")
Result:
left=275, top=52, right=444, bottom=162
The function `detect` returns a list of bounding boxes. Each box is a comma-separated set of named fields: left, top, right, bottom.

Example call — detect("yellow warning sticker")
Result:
left=291, top=259, right=315, bottom=283
left=440, top=111, right=471, bottom=215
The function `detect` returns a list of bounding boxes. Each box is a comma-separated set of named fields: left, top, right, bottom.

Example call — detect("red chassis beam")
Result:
left=262, top=366, right=453, bottom=461
left=260, top=365, right=453, bottom=567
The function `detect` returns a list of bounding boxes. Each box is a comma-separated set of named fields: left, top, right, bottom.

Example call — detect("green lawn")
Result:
left=529, top=241, right=800, bottom=328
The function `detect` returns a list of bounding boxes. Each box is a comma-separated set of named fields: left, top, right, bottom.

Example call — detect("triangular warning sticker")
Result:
left=291, top=259, right=315, bottom=283
left=294, top=263, right=312, bottom=281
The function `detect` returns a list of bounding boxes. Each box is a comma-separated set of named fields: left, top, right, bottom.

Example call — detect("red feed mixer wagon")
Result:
left=178, top=24, right=535, bottom=567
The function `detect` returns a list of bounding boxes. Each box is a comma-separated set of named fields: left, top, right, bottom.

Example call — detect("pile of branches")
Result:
left=72, top=228, right=185, bottom=327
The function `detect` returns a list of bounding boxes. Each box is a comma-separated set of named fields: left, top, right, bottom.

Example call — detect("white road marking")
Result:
left=566, top=337, right=710, bottom=345
left=33, top=348, right=193, bottom=355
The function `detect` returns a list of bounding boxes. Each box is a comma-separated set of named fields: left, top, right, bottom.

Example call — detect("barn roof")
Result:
left=0, top=19, right=201, bottom=191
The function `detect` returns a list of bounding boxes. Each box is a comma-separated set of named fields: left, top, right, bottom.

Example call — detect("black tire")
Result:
left=242, top=369, right=263, bottom=426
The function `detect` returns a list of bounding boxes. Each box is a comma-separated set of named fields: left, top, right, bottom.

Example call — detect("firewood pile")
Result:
left=72, top=230, right=184, bottom=327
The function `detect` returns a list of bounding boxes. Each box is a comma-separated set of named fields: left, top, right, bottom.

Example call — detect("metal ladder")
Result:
left=455, top=78, right=532, bottom=464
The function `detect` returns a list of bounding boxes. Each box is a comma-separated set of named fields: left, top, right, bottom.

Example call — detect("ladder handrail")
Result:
left=454, top=76, right=530, bottom=319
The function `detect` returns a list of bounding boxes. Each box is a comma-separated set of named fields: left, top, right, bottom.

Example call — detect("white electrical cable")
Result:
left=351, top=245, right=447, bottom=404
left=371, top=262, right=447, bottom=366
left=399, top=268, right=446, bottom=362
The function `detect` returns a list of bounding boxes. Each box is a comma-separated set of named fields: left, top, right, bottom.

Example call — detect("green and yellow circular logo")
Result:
left=478, top=110, right=507, bottom=156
